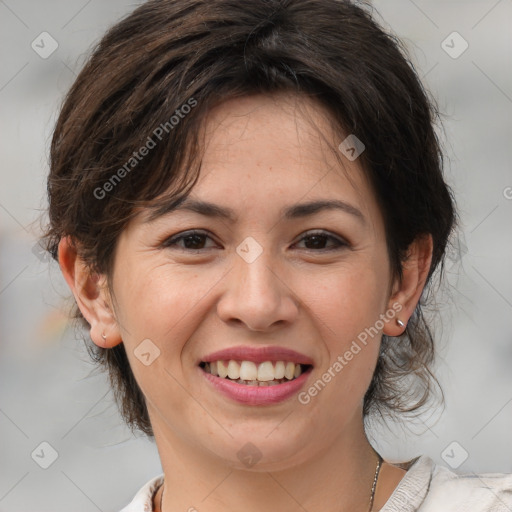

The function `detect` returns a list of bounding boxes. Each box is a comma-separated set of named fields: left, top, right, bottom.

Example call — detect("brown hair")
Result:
left=42, top=0, right=456, bottom=436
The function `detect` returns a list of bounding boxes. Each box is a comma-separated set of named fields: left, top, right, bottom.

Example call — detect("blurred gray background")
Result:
left=1, top=0, right=511, bottom=511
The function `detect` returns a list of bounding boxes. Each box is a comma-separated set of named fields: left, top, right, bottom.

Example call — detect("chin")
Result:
left=204, top=426, right=317, bottom=472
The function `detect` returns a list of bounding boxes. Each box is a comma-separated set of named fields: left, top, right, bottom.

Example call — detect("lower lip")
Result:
left=199, top=366, right=313, bottom=405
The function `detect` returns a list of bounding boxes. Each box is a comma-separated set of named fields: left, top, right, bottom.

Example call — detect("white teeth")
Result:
left=257, top=361, right=275, bottom=381
left=217, top=360, right=228, bottom=378
left=227, top=360, right=240, bottom=380
left=203, top=359, right=309, bottom=383
left=274, top=361, right=285, bottom=379
left=239, top=361, right=258, bottom=381
left=284, top=362, right=295, bottom=380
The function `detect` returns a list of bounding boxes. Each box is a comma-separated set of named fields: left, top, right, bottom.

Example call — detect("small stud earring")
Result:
left=396, top=319, right=405, bottom=328
left=101, top=332, right=107, bottom=342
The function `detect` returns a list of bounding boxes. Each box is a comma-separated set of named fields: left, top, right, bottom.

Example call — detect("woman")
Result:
left=42, top=0, right=511, bottom=510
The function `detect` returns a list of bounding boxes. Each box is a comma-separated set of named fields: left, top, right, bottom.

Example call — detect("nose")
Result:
left=216, top=249, right=299, bottom=332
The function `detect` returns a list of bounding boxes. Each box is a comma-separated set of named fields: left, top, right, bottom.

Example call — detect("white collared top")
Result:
left=119, top=455, right=512, bottom=511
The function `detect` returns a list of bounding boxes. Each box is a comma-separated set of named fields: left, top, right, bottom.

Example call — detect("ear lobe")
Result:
left=57, top=236, right=122, bottom=348
left=383, top=234, right=433, bottom=337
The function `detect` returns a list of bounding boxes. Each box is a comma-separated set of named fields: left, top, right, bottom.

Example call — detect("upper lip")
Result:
left=199, top=346, right=314, bottom=366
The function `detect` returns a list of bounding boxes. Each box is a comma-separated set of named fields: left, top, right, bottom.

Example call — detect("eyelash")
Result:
left=161, top=229, right=348, bottom=253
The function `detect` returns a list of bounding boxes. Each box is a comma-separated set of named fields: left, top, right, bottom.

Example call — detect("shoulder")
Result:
left=423, top=461, right=512, bottom=511
left=381, top=455, right=512, bottom=512
left=119, top=474, right=164, bottom=512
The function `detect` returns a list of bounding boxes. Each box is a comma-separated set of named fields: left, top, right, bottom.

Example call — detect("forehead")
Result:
left=200, top=93, right=343, bottom=181
left=185, top=94, right=375, bottom=212
left=136, top=93, right=381, bottom=229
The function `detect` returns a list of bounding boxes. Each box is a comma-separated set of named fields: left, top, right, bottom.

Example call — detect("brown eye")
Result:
left=162, top=230, right=217, bottom=251
left=294, top=231, right=348, bottom=251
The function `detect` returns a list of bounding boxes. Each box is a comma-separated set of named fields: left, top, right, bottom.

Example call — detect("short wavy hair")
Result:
left=42, top=0, right=456, bottom=437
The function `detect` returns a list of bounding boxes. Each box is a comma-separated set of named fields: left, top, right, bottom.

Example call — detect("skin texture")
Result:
left=58, top=93, right=432, bottom=511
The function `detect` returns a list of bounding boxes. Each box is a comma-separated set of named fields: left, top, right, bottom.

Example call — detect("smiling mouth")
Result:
left=199, top=360, right=313, bottom=386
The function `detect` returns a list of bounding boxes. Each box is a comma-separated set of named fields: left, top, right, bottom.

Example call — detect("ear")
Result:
left=383, top=234, right=433, bottom=337
left=57, top=236, right=122, bottom=348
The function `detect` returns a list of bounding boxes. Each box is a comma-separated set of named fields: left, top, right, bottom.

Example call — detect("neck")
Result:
left=151, top=407, right=380, bottom=512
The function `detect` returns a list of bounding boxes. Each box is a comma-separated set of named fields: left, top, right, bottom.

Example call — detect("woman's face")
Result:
left=106, top=93, right=401, bottom=469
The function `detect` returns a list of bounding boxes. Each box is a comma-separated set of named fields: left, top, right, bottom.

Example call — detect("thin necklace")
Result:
left=159, top=453, right=383, bottom=511
left=369, top=453, right=383, bottom=511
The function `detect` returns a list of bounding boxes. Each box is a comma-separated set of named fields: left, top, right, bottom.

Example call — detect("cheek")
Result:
left=303, top=263, right=389, bottom=344
left=115, top=262, right=214, bottom=337
left=112, top=265, right=217, bottom=413
left=297, top=261, right=389, bottom=403
left=113, top=263, right=230, bottom=398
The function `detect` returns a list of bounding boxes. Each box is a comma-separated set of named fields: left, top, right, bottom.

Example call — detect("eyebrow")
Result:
left=145, top=197, right=366, bottom=224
